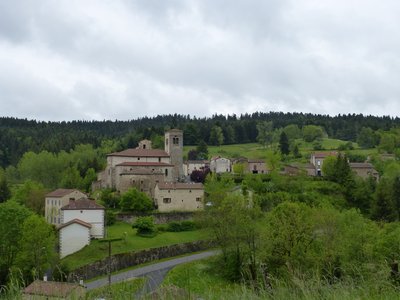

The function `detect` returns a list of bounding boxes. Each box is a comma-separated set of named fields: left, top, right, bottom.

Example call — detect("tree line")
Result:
left=1, top=112, right=400, bottom=167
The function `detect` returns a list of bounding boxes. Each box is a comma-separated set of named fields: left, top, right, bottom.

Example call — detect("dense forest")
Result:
left=1, top=112, right=399, bottom=167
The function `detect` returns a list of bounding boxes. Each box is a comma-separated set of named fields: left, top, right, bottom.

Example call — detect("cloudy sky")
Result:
left=1, top=0, right=399, bottom=121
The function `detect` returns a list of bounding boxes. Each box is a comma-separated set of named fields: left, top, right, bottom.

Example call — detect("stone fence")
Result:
left=117, top=211, right=197, bottom=224
left=68, top=240, right=214, bottom=282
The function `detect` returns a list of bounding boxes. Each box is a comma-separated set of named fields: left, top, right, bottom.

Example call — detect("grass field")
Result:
left=184, top=138, right=377, bottom=161
left=62, top=222, right=210, bottom=270
left=86, top=277, right=146, bottom=299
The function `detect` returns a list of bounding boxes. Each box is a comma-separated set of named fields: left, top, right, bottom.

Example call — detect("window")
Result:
left=158, top=157, right=161, bottom=162
left=138, top=157, right=140, bottom=160
left=165, top=169, right=168, bottom=176
left=166, top=138, right=168, bottom=146
left=196, top=197, right=201, bottom=202
left=143, top=144, right=146, bottom=149
left=173, top=137, right=179, bottom=145
left=163, top=198, right=171, bottom=203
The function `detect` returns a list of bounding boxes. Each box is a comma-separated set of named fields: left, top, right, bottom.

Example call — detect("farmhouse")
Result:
left=154, top=182, right=204, bottom=212
left=58, top=198, right=104, bottom=258
left=183, top=160, right=210, bottom=176
left=210, top=156, right=231, bottom=173
left=349, top=162, right=379, bottom=180
left=45, top=189, right=87, bottom=226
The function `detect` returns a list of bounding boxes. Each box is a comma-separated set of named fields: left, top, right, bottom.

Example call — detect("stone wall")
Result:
left=117, top=211, right=197, bottom=224
left=68, top=240, right=214, bottom=281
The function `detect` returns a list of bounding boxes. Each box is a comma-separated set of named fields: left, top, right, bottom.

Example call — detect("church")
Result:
left=94, top=129, right=204, bottom=211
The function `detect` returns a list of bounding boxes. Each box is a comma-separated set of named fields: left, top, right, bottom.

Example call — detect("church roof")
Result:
left=108, top=149, right=169, bottom=157
left=116, top=162, right=173, bottom=167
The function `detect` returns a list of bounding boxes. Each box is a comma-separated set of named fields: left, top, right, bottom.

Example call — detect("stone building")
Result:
left=45, top=189, right=87, bottom=226
left=154, top=182, right=204, bottom=212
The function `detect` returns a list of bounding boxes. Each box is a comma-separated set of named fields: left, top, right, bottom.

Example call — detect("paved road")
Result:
left=85, top=250, right=218, bottom=292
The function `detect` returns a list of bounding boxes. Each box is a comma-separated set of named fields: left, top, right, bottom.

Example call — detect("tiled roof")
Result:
left=23, top=280, right=83, bottom=297
left=312, top=151, right=338, bottom=158
left=108, top=149, right=169, bottom=157
left=186, top=160, right=210, bottom=164
left=116, top=162, right=173, bottom=167
left=61, top=198, right=104, bottom=210
left=157, top=182, right=204, bottom=190
left=45, top=189, right=81, bottom=198
left=349, top=163, right=375, bottom=169
left=58, top=218, right=92, bottom=230
left=248, top=159, right=265, bottom=163
left=120, top=168, right=163, bottom=175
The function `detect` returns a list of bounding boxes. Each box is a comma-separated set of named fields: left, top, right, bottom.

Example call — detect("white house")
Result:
left=154, top=182, right=204, bottom=212
left=61, top=198, right=105, bottom=238
left=210, top=156, right=231, bottom=173
left=58, top=219, right=91, bottom=259
left=45, top=189, right=87, bottom=226
left=183, top=160, right=210, bottom=176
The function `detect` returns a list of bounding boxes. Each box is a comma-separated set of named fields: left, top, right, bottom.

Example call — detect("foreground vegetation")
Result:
left=162, top=258, right=400, bottom=300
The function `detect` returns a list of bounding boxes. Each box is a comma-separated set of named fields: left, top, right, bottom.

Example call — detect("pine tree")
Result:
left=0, top=176, right=10, bottom=203
left=279, top=131, right=290, bottom=155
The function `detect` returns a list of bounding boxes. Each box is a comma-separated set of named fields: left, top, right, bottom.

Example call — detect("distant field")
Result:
left=184, top=139, right=377, bottom=160
left=62, top=222, right=210, bottom=270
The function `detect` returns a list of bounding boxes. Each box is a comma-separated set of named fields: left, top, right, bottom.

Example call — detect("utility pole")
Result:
left=99, top=238, right=122, bottom=287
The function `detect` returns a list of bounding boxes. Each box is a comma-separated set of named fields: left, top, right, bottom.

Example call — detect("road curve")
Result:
left=85, top=250, right=218, bottom=291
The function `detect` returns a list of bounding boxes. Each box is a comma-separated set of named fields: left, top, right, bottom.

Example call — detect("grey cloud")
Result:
left=0, top=0, right=399, bottom=121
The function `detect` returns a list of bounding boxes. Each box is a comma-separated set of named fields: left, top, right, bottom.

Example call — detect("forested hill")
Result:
left=1, top=112, right=399, bottom=167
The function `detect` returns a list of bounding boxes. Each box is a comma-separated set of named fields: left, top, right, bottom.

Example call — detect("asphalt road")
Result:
left=85, top=250, right=218, bottom=293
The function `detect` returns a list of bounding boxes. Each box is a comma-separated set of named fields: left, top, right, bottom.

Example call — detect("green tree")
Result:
left=120, top=188, right=153, bottom=212
left=204, top=193, right=262, bottom=282
left=283, top=124, right=302, bottom=140
left=0, top=175, right=11, bottom=203
left=209, top=126, right=224, bottom=146
left=11, top=181, right=48, bottom=215
left=14, top=215, right=56, bottom=282
left=379, top=132, right=398, bottom=153
left=60, top=166, right=83, bottom=189
left=196, top=141, right=209, bottom=159
left=279, top=131, right=290, bottom=155
left=357, top=127, right=379, bottom=148
left=256, top=121, right=273, bottom=147
left=132, top=216, right=157, bottom=236
left=371, top=178, right=397, bottom=221
left=303, top=125, right=324, bottom=142
left=0, top=201, right=32, bottom=285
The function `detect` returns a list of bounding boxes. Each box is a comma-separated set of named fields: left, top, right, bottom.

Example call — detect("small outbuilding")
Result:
left=22, top=280, right=85, bottom=299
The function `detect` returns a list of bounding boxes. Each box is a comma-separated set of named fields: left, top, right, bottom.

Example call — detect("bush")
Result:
left=105, top=210, right=116, bottom=226
left=132, top=216, right=157, bottom=237
left=166, top=220, right=196, bottom=232
left=120, top=188, right=153, bottom=212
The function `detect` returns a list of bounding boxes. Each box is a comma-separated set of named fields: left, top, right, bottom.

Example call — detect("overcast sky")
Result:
left=1, top=0, right=399, bottom=121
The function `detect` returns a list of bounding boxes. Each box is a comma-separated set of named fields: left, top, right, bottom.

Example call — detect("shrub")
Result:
left=120, top=188, right=153, bottom=212
left=132, top=216, right=157, bottom=237
left=166, top=220, right=196, bottom=232
left=105, top=210, right=116, bottom=226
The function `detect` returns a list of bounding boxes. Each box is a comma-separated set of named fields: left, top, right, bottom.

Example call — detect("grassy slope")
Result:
left=184, top=138, right=377, bottom=161
left=162, top=259, right=400, bottom=300
left=62, top=222, right=210, bottom=270
left=86, top=277, right=146, bottom=299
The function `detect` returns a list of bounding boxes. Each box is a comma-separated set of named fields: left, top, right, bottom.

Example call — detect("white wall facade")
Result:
left=210, top=157, right=231, bottom=173
left=59, top=223, right=90, bottom=258
left=62, top=209, right=104, bottom=238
